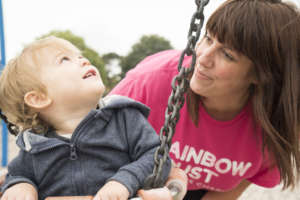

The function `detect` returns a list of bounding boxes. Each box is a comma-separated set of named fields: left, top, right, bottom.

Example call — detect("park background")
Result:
left=1, top=0, right=300, bottom=199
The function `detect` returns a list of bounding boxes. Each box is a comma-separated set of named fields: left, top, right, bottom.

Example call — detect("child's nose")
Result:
left=80, top=57, right=91, bottom=67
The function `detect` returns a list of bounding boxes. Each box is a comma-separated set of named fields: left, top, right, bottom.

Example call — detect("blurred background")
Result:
left=2, top=0, right=299, bottom=92
left=1, top=0, right=300, bottom=199
left=2, top=0, right=225, bottom=92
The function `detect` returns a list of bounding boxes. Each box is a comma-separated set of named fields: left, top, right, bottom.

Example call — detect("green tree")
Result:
left=102, top=52, right=121, bottom=64
left=38, top=30, right=108, bottom=86
left=120, top=34, right=173, bottom=78
left=102, top=52, right=122, bottom=91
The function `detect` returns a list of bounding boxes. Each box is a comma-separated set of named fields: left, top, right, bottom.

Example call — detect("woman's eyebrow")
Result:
left=221, top=45, right=240, bottom=55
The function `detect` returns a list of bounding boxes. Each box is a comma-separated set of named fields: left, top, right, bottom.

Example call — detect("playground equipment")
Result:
left=45, top=0, right=209, bottom=199
left=0, top=0, right=8, bottom=167
left=45, top=168, right=187, bottom=200
left=0, top=0, right=210, bottom=199
left=143, top=0, right=209, bottom=189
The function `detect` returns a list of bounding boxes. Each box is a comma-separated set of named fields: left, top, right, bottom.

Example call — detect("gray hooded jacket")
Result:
left=1, top=95, right=171, bottom=199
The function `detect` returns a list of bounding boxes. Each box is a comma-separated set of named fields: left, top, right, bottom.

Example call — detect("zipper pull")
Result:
left=70, top=144, right=78, bottom=160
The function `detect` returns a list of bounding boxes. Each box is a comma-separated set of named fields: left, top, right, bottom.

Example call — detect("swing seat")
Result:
left=0, top=167, right=187, bottom=200
left=44, top=188, right=172, bottom=200
left=45, top=167, right=187, bottom=200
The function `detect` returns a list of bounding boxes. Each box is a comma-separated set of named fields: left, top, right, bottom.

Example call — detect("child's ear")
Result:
left=24, top=91, right=52, bottom=109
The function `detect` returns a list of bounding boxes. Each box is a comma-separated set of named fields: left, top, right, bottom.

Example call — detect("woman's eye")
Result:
left=222, top=50, right=235, bottom=61
left=204, top=35, right=213, bottom=44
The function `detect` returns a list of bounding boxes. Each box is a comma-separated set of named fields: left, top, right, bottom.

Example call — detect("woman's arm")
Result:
left=202, top=180, right=251, bottom=200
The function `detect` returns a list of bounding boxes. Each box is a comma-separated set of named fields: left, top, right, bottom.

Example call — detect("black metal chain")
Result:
left=144, top=0, right=210, bottom=189
left=0, top=109, right=19, bottom=136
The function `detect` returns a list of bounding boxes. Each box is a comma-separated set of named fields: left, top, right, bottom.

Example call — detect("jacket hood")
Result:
left=16, top=95, right=150, bottom=153
left=16, top=130, right=67, bottom=153
left=100, top=95, right=150, bottom=117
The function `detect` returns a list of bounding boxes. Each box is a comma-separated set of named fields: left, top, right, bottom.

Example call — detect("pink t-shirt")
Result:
left=110, top=50, right=280, bottom=191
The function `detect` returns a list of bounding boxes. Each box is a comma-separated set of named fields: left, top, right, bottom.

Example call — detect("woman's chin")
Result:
left=190, top=78, right=204, bottom=96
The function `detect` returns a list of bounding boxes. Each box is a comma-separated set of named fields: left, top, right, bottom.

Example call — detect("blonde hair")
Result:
left=0, top=36, right=79, bottom=134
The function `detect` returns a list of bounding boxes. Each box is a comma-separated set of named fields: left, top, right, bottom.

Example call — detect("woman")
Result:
left=110, top=0, right=300, bottom=199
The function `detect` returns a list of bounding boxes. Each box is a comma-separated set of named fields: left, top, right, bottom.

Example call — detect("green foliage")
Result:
left=102, top=52, right=121, bottom=64
left=37, top=31, right=173, bottom=92
left=120, top=34, right=173, bottom=78
left=38, top=30, right=108, bottom=86
left=101, top=52, right=122, bottom=91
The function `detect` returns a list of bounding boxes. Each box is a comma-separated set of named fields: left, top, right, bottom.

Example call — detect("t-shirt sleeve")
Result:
left=109, top=76, right=147, bottom=104
left=109, top=50, right=186, bottom=132
left=247, top=150, right=281, bottom=188
left=109, top=50, right=187, bottom=103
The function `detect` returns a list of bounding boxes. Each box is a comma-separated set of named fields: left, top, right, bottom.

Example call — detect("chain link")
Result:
left=144, top=0, right=210, bottom=189
left=0, top=109, right=19, bottom=136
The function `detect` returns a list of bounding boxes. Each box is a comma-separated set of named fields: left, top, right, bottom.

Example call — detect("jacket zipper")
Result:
left=69, top=143, right=78, bottom=160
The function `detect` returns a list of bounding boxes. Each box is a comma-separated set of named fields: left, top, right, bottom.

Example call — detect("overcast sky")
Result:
left=2, top=0, right=300, bottom=61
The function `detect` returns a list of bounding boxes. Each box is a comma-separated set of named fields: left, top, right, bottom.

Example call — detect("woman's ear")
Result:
left=248, top=66, right=258, bottom=85
left=251, top=73, right=258, bottom=85
left=24, top=91, right=52, bottom=110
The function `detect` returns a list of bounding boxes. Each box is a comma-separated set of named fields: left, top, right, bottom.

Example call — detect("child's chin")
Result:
left=94, top=86, right=105, bottom=98
left=99, top=85, right=106, bottom=94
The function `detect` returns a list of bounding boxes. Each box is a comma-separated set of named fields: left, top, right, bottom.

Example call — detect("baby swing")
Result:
left=0, top=0, right=210, bottom=199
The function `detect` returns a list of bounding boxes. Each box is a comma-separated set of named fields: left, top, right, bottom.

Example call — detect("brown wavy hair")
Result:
left=187, top=0, right=300, bottom=188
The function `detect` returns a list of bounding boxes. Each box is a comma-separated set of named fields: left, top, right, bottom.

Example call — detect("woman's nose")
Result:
left=196, top=46, right=214, bottom=68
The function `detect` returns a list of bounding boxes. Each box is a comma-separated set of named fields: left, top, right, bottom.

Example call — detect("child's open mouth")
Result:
left=83, top=69, right=96, bottom=79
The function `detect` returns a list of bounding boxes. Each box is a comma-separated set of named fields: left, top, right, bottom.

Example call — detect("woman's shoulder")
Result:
left=110, top=50, right=192, bottom=101
left=126, top=49, right=191, bottom=78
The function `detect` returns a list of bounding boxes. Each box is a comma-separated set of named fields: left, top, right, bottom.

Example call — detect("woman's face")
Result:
left=190, top=33, right=255, bottom=101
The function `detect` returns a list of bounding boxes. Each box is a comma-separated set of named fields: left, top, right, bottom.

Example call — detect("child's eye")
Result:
left=60, top=56, right=70, bottom=63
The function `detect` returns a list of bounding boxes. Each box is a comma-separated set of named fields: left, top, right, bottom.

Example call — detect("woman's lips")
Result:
left=195, top=67, right=212, bottom=80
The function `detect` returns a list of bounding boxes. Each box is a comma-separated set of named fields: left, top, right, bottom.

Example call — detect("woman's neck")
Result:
left=202, top=92, right=250, bottom=121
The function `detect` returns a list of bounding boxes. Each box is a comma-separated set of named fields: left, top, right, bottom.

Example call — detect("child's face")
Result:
left=37, top=41, right=105, bottom=108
